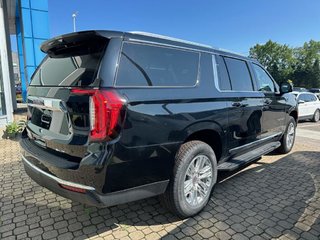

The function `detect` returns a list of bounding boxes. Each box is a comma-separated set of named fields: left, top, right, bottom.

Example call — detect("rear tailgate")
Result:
left=25, top=31, right=110, bottom=160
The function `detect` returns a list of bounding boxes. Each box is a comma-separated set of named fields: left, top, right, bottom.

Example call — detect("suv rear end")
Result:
left=20, top=31, right=143, bottom=206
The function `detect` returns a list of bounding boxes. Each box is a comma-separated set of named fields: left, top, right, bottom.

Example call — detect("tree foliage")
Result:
left=249, top=40, right=320, bottom=88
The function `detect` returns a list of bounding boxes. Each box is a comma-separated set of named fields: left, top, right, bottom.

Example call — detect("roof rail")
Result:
left=129, top=31, right=213, bottom=49
left=217, top=48, right=246, bottom=57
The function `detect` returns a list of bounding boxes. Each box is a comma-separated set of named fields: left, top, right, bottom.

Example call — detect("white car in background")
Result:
left=293, top=91, right=320, bottom=122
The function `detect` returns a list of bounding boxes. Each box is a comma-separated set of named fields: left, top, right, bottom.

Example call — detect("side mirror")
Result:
left=280, top=82, right=292, bottom=94
left=298, top=100, right=305, bottom=104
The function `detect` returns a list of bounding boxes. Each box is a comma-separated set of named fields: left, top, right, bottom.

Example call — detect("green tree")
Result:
left=292, top=40, right=320, bottom=88
left=249, top=40, right=320, bottom=88
left=294, top=40, right=320, bottom=67
left=249, top=40, right=295, bottom=83
left=311, top=59, right=320, bottom=88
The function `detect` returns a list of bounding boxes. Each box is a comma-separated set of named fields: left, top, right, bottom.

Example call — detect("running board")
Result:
left=218, top=141, right=281, bottom=171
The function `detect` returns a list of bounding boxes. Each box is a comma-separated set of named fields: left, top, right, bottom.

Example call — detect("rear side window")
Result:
left=116, top=43, right=199, bottom=87
left=224, top=57, right=253, bottom=91
left=215, top=55, right=231, bottom=90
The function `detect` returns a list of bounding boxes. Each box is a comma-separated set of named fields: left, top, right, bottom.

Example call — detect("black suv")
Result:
left=20, top=30, right=297, bottom=218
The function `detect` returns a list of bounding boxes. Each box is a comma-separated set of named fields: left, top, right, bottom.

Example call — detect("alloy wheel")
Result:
left=184, top=155, right=213, bottom=207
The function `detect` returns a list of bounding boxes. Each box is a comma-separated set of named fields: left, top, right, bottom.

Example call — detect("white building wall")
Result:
left=0, top=0, right=14, bottom=125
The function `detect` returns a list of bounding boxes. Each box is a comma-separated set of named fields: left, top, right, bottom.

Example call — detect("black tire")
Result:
left=277, top=116, right=296, bottom=154
left=159, top=140, right=217, bottom=218
left=312, top=109, right=320, bottom=122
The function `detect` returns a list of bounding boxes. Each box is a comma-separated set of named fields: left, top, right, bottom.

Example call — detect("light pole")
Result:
left=72, top=12, right=78, bottom=32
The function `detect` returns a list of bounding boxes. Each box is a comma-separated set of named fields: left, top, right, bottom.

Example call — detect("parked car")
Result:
left=292, top=91, right=320, bottom=122
left=20, top=30, right=298, bottom=218
left=309, top=88, right=320, bottom=99
left=293, top=87, right=308, bottom=92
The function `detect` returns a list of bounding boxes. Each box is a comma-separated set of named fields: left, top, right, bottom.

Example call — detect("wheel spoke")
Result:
left=186, top=164, right=194, bottom=177
left=184, top=179, right=193, bottom=195
left=194, top=157, right=202, bottom=172
left=199, top=166, right=212, bottom=179
left=191, top=188, right=198, bottom=205
left=197, top=182, right=208, bottom=198
left=289, top=127, right=294, bottom=135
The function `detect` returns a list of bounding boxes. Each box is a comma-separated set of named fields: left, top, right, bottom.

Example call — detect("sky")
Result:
left=21, top=0, right=320, bottom=55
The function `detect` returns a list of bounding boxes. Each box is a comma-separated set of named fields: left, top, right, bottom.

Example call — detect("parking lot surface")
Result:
left=0, top=122, right=319, bottom=240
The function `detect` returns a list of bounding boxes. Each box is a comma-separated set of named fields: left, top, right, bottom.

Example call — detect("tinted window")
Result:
left=215, top=55, right=231, bottom=90
left=224, top=57, right=253, bottom=91
left=252, top=64, right=275, bottom=92
left=299, top=94, right=314, bottom=102
left=40, top=58, right=77, bottom=86
left=298, top=94, right=306, bottom=101
left=116, top=43, right=199, bottom=86
left=30, top=45, right=107, bottom=87
left=306, top=94, right=317, bottom=102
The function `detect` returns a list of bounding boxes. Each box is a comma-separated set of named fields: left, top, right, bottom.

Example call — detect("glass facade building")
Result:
left=0, top=0, right=49, bottom=126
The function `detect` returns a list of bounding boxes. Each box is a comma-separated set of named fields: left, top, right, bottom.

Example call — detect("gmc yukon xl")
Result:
left=20, top=30, right=298, bottom=217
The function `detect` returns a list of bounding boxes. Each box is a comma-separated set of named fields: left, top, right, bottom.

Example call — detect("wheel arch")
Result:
left=289, top=110, right=298, bottom=123
left=182, top=121, right=225, bottom=162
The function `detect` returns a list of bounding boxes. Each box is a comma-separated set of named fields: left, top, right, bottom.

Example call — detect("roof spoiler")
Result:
left=40, top=31, right=109, bottom=57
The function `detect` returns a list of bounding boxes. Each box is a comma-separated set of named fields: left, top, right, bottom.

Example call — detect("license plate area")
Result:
left=30, top=108, right=52, bottom=130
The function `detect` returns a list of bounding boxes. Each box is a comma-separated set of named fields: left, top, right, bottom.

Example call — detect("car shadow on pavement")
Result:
left=0, top=150, right=319, bottom=239
left=166, top=150, right=320, bottom=239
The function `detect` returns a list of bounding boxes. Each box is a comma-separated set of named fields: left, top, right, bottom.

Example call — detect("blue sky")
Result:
left=47, top=0, right=320, bottom=55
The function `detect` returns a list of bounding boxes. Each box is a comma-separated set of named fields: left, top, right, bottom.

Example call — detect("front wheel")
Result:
left=160, top=140, right=217, bottom=218
left=312, top=109, right=320, bottom=122
left=277, top=116, right=296, bottom=154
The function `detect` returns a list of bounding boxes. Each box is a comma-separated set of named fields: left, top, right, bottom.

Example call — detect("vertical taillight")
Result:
left=71, top=89, right=125, bottom=141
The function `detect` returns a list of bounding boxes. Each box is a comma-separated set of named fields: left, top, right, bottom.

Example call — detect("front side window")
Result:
left=224, top=57, right=253, bottom=91
left=252, top=64, right=275, bottom=92
left=298, top=94, right=310, bottom=102
left=305, top=94, right=317, bottom=102
left=116, top=43, right=199, bottom=87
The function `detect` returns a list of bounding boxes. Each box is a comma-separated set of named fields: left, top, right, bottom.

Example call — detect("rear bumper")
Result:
left=20, top=138, right=169, bottom=207
left=22, top=155, right=103, bottom=206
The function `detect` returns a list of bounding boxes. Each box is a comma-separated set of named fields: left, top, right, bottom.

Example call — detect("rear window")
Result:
left=30, top=40, right=108, bottom=87
left=116, top=43, right=199, bottom=87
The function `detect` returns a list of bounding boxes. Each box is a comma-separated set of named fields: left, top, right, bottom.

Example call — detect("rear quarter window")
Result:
left=115, top=43, right=199, bottom=87
left=214, top=55, right=231, bottom=90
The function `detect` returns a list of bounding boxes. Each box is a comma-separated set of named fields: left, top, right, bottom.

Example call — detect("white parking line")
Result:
left=296, top=128, right=320, bottom=140
left=298, top=122, right=320, bottom=128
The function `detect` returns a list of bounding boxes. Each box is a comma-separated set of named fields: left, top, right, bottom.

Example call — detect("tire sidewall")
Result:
left=174, top=142, right=217, bottom=217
